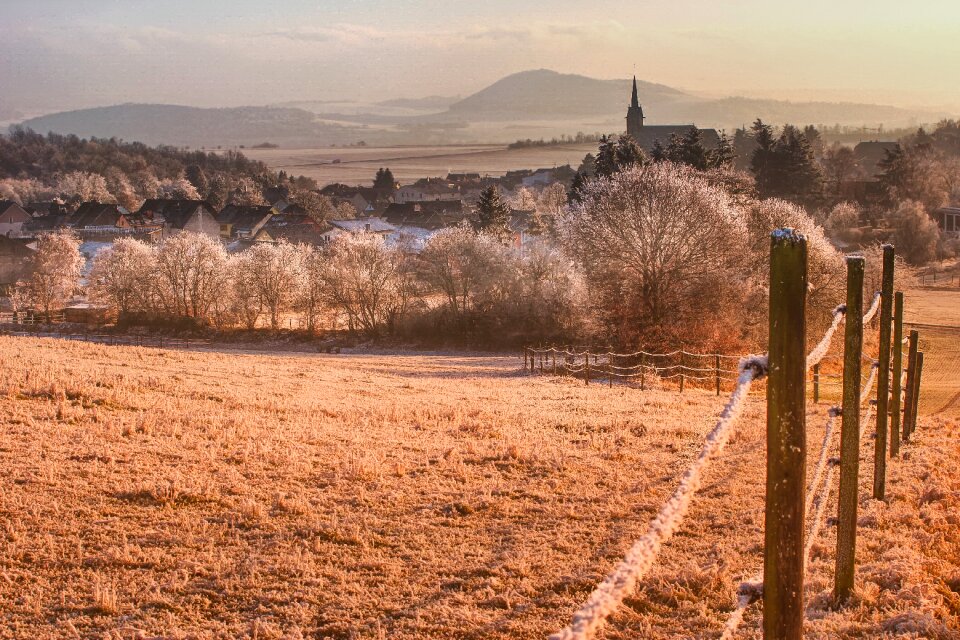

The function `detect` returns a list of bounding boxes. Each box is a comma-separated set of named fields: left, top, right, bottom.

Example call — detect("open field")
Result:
left=904, top=286, right=960, bottom=419
left=242, top=144, right=597, bottom=187
left=1, top=337, right=958, bottom=638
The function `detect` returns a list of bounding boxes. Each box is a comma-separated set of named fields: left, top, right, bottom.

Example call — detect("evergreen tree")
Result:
left=568, top=171, right=589, bottom=204
left=578, top=153, right=597, bottom=177
left=748, top=120, right=823, bottom=208
left=614, top=134, right=647, bottom=171
left=373, top=167, right=396, bottom=191
left=185, top=164, right=209, bottom=197
left=594, top=135, right=618, bottom=178
left=709, top=131, right=736, bottom=168
left=650, top=139, right=667, bottom=163
left=666, top=127, right=709, bottom=170
left=595, top=135, right=647, bottom=178
left=474, top=186, right=511, bottom=243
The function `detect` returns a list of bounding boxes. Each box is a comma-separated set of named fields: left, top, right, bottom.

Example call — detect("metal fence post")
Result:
left=835, top=255, right=864, bottom=602
left=890, top=292, right=904, bottom=457
left=764, top=229, right=807, bottom=640
left=873, top=244, right=894, bottom=500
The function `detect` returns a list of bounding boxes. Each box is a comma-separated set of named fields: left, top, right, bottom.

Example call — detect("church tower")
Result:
left=625, top=76, right=645, bottom=140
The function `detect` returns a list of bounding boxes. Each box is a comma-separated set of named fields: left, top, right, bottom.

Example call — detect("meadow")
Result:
left=242, top=143, right=598, bottom=186
left=1, top=334, right=958, bottom=639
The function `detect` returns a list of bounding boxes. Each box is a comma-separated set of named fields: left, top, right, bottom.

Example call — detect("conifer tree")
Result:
left=650, top=139, right=667, bottom=163
left=568, top=171, right=588, bottom=204
left=373, top=167, right=396, bottom=191
left=709, top=131, right=736, bottom=168
left=474, top=186, right=511, bottom=243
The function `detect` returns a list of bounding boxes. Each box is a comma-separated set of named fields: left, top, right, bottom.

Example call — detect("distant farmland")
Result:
left=242, top=143, right=598, bottom=186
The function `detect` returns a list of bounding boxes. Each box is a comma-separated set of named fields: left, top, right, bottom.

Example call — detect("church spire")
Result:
left=631, top=75, right=639, bottom=108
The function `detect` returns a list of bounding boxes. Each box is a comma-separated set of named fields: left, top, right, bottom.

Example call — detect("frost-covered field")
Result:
left=0, top=337, right=957, bottom=638
left=243, top=143, right=598, bottom=187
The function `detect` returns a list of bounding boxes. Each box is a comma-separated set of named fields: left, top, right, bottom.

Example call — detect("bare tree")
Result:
left=820, top=143, right=862, bottom=194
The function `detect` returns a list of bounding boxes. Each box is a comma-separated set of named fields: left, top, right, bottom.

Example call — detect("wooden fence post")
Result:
left=540, top=351, right=544, bottom=374
left=873, top=244, right=894, bottom=501
left=640, top=353, right=646, bottom=391
left=890, top=292, right=904, bottom=458
left=902, top=330, right=919, bottom=441
left=813, top=363, right=820, bottom=403
left=584, top=351, right=590, bottom=385
left=715, top=354, right=721, bottom=396
left=911, top=351, right=924, bottom=434
left=608, top=354, right=613, bottom=388
left=835, top=255, right=864, bottom=602
left=553, top=352, right=557, bottom=375
left=678, top=350, right=685, bottom=393
left=764, top=229, right=808, bottom=640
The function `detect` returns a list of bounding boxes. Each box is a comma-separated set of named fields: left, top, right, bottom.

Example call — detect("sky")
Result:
left=1, top=0, right=959, bottom=118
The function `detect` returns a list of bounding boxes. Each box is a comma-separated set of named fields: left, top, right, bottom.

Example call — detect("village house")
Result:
left=394, top=178, right=462, bottom=204
left=0, top=201, right=32, bottom=237
left=137, top=199, right=220, bottom=239
left=0, top=236, right=35, bottom=287
left=383, top=200, right=469, bottom=251
left=68, top=202, right=162, bottom=241
left=216, top=204, right=276, bottom=239
left=255, top=213, right=330, bottom=246
left=319, top=184, right=384, bottom=216
left=321, top=217, right=396, bottom=243
left=934, top=206, right=960, bottom=237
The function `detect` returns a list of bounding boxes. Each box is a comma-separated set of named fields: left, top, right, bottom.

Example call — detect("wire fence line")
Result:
left=0, top=328, right=206, bottom=350
left=550, top=285, right=878, bottom=639
left=549, top=356, right=768, bottom=640
left=720, top=348, right=881, bottom=639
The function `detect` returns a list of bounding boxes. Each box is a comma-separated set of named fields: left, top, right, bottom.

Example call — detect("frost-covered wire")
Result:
left=862, top=291, right=882, bottom=324
left=803, top=461, right=838, bottom=569
left=550, top=356, right=767, bottom=640
left=807, top=304, right=846, bottom=369
left=806, top=407, right=840, bottom=516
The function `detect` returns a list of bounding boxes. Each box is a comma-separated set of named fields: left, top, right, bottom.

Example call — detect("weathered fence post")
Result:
left=678, top=350, right=685, bottom=393
left=639, top=353, right=646, bottom=391
left=911, top=351, right=924, bottom=434
left=873, top=244, right=894, bottom=501
left=540, top=351, right=544, bottom=374
left=890, top=292, right=904, bottom=458
left=608, top=353, right=613, bottom=388
left=902, top=330, right=919, bottom=441
left=764, top=229, right=807, bottom=640
left=584, top=351, right=590, bottom=385
left=835, top=255, right=864, bottom=602
left=553, top=351, right=557, bottom=375
left=813, top=363, right=820, bottom=403
left=715, top=354, right=721, bottom=396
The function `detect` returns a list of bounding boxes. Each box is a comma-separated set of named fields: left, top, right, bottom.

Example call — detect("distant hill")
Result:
left=18, top=104, right=365, bottom=148
left=13, top=70, right=944, bottom=148
left=443, top=69, right=692, bottom=120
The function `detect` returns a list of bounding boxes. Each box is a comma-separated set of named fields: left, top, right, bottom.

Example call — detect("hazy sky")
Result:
left=2, top=0, right=959, bottom=117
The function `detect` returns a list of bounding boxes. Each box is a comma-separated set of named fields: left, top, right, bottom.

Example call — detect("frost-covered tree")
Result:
left=56, top=172, right=114, bottom=208
left=511, top=187, right=538, bottom=211
left=0, top=177, right=55, bottom=205
left=824, top=201, right=862, bottom=242
left=156, top=177, right=201, bottom=200
left=418, top=225, right=510, bottom=321
left=15, top=229, right=84, bottom=321
left=89, top=237, right=157, bottom=320
left=316, top=233, right=409, bottom=335
left=243, top=240, right=304, bottom=330
left=889, top=200, right=942, bottom=265
left=155, top=232, right=230, bottom=320
left=104, top=168, right=141, bottom=211
left=560, top=163, right=747, bottom=346
left=297, top=245, right=327, bottom=334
